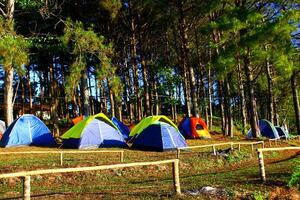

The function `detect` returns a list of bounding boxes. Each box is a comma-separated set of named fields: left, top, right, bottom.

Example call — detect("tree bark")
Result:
left=3, top=0, right=15, bottom=126
left=237, top=58, right=247, bottom=134
left=177, top=0, right=198, bottom=117
left=291, top=70, right=300, bottom=134
left=244, top=53, right=260, bottom=138
left=218, top=80, right=225, bottom=134
left=81, top=71, right=90, bottom=117
left=266, top=59, right=274, bottom=124
left=4, top=68, right=14, bottom=125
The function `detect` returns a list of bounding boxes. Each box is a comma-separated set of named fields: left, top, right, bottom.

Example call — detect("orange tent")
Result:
left=72, top=115, right=84, bottom=125
left=179, top=117, right=211, bottom=139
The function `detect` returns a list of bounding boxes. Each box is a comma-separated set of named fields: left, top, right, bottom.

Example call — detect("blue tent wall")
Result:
left=179, top=117, right=192, bottom=138
left=247, top=119, right=279, bottom=139
left=112, top=117, right=130, bottom=140
left=0, top=115, right=56, bottom=147
left=132, top=122, right=187, bottom=151
left=62, top=119, right=127, bottom=149
left=275, top=126, right=289, bottom=138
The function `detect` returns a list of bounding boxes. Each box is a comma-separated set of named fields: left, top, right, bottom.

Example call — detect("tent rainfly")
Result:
left=0, top=114, right=56, bottom=147
left=61, top=113, right=127, bottom=149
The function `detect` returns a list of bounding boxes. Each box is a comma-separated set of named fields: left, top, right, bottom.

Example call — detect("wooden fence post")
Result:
left=60, top=153, right=63, bottom=166
left=238, top=144, right=241, bottom=151
left=251, top=144, right=254, bottom=153
left=257, top=150, right=266, bottom=182
left=176, top=149, right=180, bottom=159
left=172, top=160, right=181, bottom=194
left=213, top=146, right=216, bottom=155
left=120, top=151, right=124, bottom=162
left=230, top=143, right=233, bottom=150
left=23, top=176, right=31, bottom=200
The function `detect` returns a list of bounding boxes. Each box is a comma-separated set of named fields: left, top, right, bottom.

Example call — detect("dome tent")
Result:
left=0, top=114, right=56, bottom=147
left=247, top=119, right=279, bottom=139
left=179, top=117, right=211, bottom=139
left=275, top=126, right=289, bottom=139
left=61, top=113, right=127, bottom=149
left=130, top=115, right=187, bottom=151
left=112, top=117, right=130, bottom=140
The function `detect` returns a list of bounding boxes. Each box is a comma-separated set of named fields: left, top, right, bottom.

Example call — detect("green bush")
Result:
left=289, top=161, right=300, bottom=189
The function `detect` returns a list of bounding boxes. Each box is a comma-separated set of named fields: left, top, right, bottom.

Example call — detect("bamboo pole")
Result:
left=23, top=176, right=31, bottom=200
left=257, top=147, right=300, bottom=182
left=172, top=159, right=181, bottom=194
left=176, top=148, right=180, bottom=159
left=0, top=159, right=178, bottom=178
left=120, top=151, right=124, bottom=162
left=213, top=146, right=216, bottom=155
left=0, top=150, right=124, bottom=155
left=257, top=150, right=266, bottom=182
left=60, top=153, right=63, bottom=166
left=258, top=147, right=300, bottom=152
left=1, top=159, right=181, bottom=197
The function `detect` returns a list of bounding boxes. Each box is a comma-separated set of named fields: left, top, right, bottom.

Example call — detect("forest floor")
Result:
left=0, top=133, right=299, bottom=200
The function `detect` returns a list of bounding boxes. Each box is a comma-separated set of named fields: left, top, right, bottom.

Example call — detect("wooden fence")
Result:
left=176, top=141, right=264, bottom=159
left=0, top=150, right=124, bottom=165
left=257, top=147, right=300, bottom=182
left=0, top=159, right=180, bottom=200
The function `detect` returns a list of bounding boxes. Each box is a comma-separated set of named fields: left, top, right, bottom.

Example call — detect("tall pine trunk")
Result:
left=266, top=59, right=275, bottom=124
left=3, top=0, right=15, bottom=126
left=291, top=70, right=300, bottom=134
left=177, top=0, right=198, bottom=116
left=244, top=53, right=260, bottom=137
left=81, top=71, right=90, bottom=117
left=237, top=58, right=247, bottom=134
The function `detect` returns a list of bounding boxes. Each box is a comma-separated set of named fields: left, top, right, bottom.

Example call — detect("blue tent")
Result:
left=131, top=116, right=187, bottom=151
left=61, top=113, right=127, bottom=149
left=0, top=114, right=56, bottom=147
left=247, top=119, right=279, bottom=139
left=275, top=126, right=289, bottom=139
left=112, top=117, right=130, bottom=140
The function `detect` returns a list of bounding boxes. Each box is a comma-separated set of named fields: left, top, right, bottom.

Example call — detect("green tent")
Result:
left=61, top=113, right=127, bottom=149
left=129, top=115, right=179, bottom=137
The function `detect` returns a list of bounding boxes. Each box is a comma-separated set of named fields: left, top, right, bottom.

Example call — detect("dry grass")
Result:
left=0, top=134, right=299, bottom=199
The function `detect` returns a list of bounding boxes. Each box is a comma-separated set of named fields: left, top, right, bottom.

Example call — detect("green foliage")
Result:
left=99, top=0, right=122, bottom=19
left=289, top=161, right=300, bottom=189
left=0, top=17, right=28, bottom=75
left=226, top=150, right=249, bottom=164
left=252, top=191, right=265, bottom=200
left=62, top=19, right=121, bottom=98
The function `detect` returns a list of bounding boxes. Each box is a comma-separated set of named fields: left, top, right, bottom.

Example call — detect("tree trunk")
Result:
left=291, top=70, right=300, bottom=134
left=208, top=65, right=213, bottom=129
left=225, top=77, right=233, bottom=137
left=218, top=80, right=225, bottom=134
left=244, top=53, right=260, bottom=138
left=3, top=0, right=15, bottom=126
left=177, top=0, right=198, bottom=116
left=81, top=71, right=90, bottom=117
left=237, top=59, right=247, bottom=134
left=266, top=59, right=275, bottom=124
left=109, top=87, right=115, bottom=117
left=4, top=68, right=14, bottom=125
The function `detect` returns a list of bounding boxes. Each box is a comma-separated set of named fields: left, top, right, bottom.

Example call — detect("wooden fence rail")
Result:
left=257, top=147, right=300, bottom=182
left=0, top=150, right=124, bottom=165
left=176, top=141, right=264, bottom=159
left=0, top=159, right=181, bottom=200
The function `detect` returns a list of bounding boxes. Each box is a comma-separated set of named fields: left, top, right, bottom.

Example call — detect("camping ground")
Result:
left=0, top=133, right=299, bottom=200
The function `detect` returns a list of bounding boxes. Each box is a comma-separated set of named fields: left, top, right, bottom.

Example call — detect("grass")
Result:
left=0, top=137, right=299, bottom=199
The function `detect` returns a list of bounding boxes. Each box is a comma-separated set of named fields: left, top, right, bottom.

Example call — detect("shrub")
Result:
left=289, top=161, right=300, bottom=189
